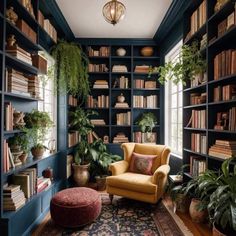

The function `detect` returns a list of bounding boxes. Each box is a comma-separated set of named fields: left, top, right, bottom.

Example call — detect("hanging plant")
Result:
left=51, top=40, right=90, bottom=97
left=149, top=41, right=206, bottom=85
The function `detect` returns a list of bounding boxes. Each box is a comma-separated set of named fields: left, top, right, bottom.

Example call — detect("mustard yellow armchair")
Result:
left=106, top=143, right=171, bottom=204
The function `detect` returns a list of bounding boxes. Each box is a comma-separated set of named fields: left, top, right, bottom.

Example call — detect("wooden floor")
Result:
left=33, top=196, right=212, bottom=236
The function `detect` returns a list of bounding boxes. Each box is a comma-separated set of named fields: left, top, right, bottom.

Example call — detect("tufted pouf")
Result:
left=50, top=187, right=101, bottom=228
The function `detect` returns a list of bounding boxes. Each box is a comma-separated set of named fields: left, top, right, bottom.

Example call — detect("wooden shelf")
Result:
left=208, top=99, right=236, bottom=106
left=4, top=92, right=40, bottom=101
left=183, top=172, right=193, bottom=179
left=184, top=103, right=207, bottom=109
left=133, top=56, right=160, bottom=60
left=111, top=88, right=131, bottom=91
left=89, top=56, right=109, bottom=59
left=183, top=83, right=206, bottom=92
left=133, top=107, right=160, bottom=110
left=208, top=129, right=236, bottom=134
left=184, top=127, right=207, bottom=132
left=183, top=148, right=208, bottom=158
left=133, top=88, right=159, bottom=91
left=4, top=130, right=23, bottom=135
left=208, top=74, right=236, bottom=85
left=88, top=72, right=109, bottom=75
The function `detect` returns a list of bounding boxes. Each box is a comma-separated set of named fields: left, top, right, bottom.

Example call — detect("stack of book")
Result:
left=43, top=19, right=57, bottom=42
left=6, top=45, right=32, bottom=65
left=28, top=76, right=40, bottom=98
left=190, top=93, right=207, bottom=105
left=114, top=102, right=129, bottom=108
left=68, top=95, right=78, bottom=107
left=213, top=84, right=236, bottom=101
left=134, top=65, right=150, bottom=73
left=87, top=95, right=109, bottom=108
left=214, top=49, right=236, bottom=80
left=190, top=110, right=206, bottom=129
left=90, top=119, right=106, bottom=125
left=133, top=132, right=157, bottom=143
left=112, top=65, right=128, bottom=72
left=6, top=69, right=29, bottom=95
left=113, top=133, right=129, bottom=143
left=145, top=81, right=157, bottom=89
left=12, top=168, right=37, bottom=199
left=36, top=177, right=52, bottom=193
left=4, top=102, right=14, bottom=131
left=116, top=112, right=131, bottom=125
left=89, top=63, right=108, bottom=72
left=190, top=156, right=206, bottom=178
left=191, top=133, right=207, bottom=154
left=133, top=95, right=157, bottom=108
left=88, top=46, right=110, bottom=57
left=93, top=80, right=109, bottom=88
left=3, top=185, right=26, bottom=211
left=68, top=131, right=80, bottom=147
left=209, top=140, right=236, bottom=159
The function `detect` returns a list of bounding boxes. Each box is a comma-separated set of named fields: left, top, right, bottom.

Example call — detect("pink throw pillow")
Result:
left=129, top=152, right=157, bottom=175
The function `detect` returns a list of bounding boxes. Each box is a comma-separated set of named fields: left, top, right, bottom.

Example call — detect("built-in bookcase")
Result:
left=78, top=42, right=163, bottom=155
left=183, top=0, right=236, bottom=180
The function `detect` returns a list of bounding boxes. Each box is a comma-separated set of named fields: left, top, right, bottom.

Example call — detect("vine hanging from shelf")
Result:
left=51, top=40, right=90, bottom=97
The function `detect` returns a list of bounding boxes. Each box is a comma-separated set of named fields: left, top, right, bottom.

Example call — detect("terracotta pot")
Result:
left=140, top=46, right=154, bottom=57
left=72, top=163, right=90, bottom=187
left=189, top=198, right=207, bottom=223
left=19, top=152, right=28, bottom=163
left=95, top=176, right=107, bottom=191
left=31, top=147, right=44, bottom=158
left=175, top=194, right=191, bottom=213
left=212, top=225, right=227, bottom=236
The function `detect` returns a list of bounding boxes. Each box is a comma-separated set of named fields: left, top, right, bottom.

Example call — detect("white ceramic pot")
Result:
left=116, top=47, right=126, bottom=56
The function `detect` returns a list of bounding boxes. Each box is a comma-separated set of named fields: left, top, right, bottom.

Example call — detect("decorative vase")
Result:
left=31, top=147, right=45, bottom=159
left=189, top=198, right=207, bottom=223
left=117, top=93, right=125, bottom=103
left=175, top=194, right=191, bottom=213
left=19, top=152, right=28, bottom=163
left=116, top=47, right=126, bottom=56
left=212, top=225, right=227, bottom=236
left=72, top=163, right=90, bottom=187
left=140, top=46, right=154, bottom=57
left=95, top=175, right=107, bottom=191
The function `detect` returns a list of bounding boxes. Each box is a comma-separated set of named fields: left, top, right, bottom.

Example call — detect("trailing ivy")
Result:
left=51, top=40, right=90, bottom=97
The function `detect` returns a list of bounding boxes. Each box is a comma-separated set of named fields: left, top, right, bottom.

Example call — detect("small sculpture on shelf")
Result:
left=6, top=7, right=18, bottom=25
left=6, top=34, right=17, bottom=48
left=115, top=93, right=129, bottom=108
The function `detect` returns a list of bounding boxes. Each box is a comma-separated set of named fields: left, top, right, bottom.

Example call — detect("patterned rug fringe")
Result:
left=162, top=200, right=193, bottom=236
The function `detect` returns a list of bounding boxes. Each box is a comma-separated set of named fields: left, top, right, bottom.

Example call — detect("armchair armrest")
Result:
left=151, top=164, right=170, bottom=185
left=109, top=160, right=129, bottom=176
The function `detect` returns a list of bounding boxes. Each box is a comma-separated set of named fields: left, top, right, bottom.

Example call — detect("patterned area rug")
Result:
left=33, top=194, right=190, bottom=236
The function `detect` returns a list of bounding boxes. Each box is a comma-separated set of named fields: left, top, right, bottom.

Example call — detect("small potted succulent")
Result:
left=24, top=110, right=53, bottom=158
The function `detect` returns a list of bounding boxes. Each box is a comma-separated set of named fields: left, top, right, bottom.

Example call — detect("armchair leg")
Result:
left=109, top=194, right=113, bottom=203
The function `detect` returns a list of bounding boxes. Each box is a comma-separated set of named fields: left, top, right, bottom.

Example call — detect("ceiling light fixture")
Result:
left=102, top=0, right=126, bottom=25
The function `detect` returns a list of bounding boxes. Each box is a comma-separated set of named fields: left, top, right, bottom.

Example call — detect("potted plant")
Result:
left=149, top=41, right=206, bottom=86
left=51, top=40, right=90, bottom=97
left=89, top=139, right=122, bottom=190
left=70, top=108, right=97, bottom=186
left=24, top=110, right=53, bottom=158
left=136, top=112, right=157, bottom=143
left=207, top=158, right=236, bottom=236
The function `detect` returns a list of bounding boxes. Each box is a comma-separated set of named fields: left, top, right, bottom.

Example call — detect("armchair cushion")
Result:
left=129, top=152, right=157, bottom=175
left=106, top=172, right=157, bottom=194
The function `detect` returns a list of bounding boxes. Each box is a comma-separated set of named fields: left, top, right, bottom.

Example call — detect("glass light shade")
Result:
left=102, top=0, right=126, bottom=25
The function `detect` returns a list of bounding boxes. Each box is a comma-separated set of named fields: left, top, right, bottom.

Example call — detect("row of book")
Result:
left=186, top=0, right=207, bottom=41
left=113, top=76, right=129, bottom=89
left=133, top=132, right=157, bottom=143
left=133, top=95, right=158, bottom=108
left=93, top=80, right=109, bottom=89
left=20, top=0, right=35, bottom=19
left=134, top=80, right=156, bottom=89
left=87, top=95, right=109, bottom=108
left=116, top=112, right=131, bottom=125
left=3, top=185, right=26, bottom=211
left=68, top=95, right=78, bottom=107
left=87, top=46, right=110, bottom=57
left=189, top=110, right=206, bottom=129
left=134, top=65, right=150, bottom=73
left=43, top=19, right=57, bottom=43
left=113, top=133, right=129, bottom=143
left=213, top=84, right=236, bottom=101
left=4, top=102, right=15, bottom=131
left=190, top=92, right=206, bottom=105
left=189, top=156, right=206, bottom=178
left=209, top=140, right=236, bottom=159
left=214, top=108, right=236, bottom=131
left=68, top=131, right=80, bottom=148
left=214, top=49, right=236, bottom=80
left=217, top=6, right=236, bottom=38
left=191, top=133, right=207, bottom=154
left=89, top=64, right=108, bottom=72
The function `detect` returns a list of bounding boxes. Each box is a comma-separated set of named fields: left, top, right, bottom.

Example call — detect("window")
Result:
left=165, top=40, right=183, bottom=157
left=38, top=52, right=57, bottom=152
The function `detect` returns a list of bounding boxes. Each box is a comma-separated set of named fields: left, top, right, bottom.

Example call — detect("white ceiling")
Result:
left=56, top=0, right=172, bottom=38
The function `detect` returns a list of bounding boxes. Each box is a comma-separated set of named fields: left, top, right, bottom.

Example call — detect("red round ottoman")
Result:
left=50, top=187, right=101, bottom=228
